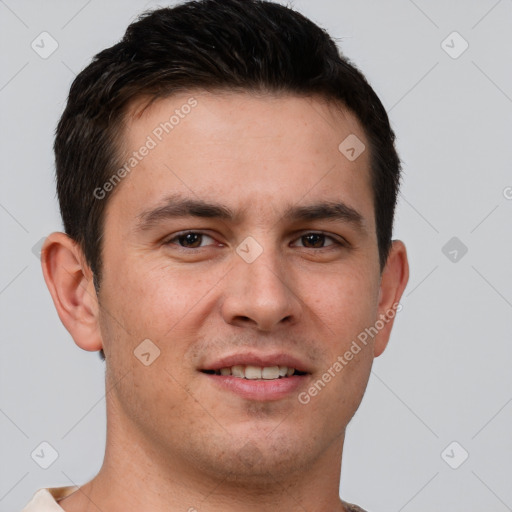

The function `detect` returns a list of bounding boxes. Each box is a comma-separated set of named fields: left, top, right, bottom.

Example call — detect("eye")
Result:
left=165, top=231, right=217, bottom=249
left=291, top=232, right=343, bottom=249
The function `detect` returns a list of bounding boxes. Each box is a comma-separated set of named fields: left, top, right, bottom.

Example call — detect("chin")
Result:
left=192, top=428, right=317, bottom=484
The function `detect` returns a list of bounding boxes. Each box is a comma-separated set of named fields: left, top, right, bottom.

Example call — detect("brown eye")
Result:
left=177, top=233, right=203, bottom=248
left=165, top=232, right=216, bottom=248
left=295, top=232, right=338, bottom=248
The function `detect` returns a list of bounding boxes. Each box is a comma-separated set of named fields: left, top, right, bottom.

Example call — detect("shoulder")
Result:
left=343, top=501, right=370, bottom=512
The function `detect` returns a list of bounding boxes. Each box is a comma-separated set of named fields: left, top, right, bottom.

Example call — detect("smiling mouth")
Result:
left=201, top=365, right=308, bottom=380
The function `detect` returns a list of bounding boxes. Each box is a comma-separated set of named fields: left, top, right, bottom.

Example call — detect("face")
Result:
left=97, top=91, right=388, bottom=483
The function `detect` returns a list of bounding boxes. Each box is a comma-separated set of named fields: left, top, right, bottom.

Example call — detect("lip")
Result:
left=201, top=373, right=309, bottom=401
left=200, top=352, right=312, bottom=373
left=199, top=351, right=312, bottom=401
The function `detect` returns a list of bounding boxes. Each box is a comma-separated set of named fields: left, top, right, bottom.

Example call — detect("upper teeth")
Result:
left=216, top=365, right=296, bottom=380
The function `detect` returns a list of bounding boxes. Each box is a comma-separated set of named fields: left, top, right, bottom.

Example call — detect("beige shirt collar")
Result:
left=22, top=486, right=368, bottom=512
left=21, top=487, right=79, bottom=512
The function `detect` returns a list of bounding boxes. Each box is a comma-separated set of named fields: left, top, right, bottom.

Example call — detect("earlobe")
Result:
left=41, top=232, right=103, bottom=352
left=373, top=240, right=409, bottom=357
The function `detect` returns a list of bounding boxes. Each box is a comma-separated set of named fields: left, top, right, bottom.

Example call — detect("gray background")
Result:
left=1, top=0, right=511, bottom=510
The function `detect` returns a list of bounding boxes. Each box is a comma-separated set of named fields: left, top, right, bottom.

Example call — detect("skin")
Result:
left=42, top=91, right=408, bottom=512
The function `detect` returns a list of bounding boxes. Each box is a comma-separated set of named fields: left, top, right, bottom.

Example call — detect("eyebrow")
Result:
left=282, top=201, right=364, bottom=228
left=136, top=195, right=234, bottom=231
left=135, top=195, right=366, bottom=233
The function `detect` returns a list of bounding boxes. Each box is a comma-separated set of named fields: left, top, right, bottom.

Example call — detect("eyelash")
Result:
left=163, top=231, right=347, bottom=250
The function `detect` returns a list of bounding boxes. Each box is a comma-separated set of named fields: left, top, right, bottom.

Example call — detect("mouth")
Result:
left=199, top=353, right=312, bottom=401
left=201, top=365, right=308, bottom=380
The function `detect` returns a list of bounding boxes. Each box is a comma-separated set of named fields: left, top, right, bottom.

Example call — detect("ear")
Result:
left=41, top=232, right=103, bottom=352
left=373, top=240, right=409, bottom=357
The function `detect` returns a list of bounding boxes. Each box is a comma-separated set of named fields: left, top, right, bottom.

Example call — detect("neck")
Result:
left=60, top=396, right=349, bottom=512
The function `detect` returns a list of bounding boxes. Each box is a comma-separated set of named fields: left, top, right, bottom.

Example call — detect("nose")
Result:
left=220, top=244, right=302, bottom=332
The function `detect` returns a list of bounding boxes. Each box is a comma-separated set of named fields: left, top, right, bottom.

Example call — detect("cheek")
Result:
left=101, top=255, right=217, bottom=341
left=304, top=266, right=379, bottom=342
left=303, top=269, right=378, bottom=415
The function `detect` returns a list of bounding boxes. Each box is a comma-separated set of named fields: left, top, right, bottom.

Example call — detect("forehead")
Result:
left=108, top=91, right=374, bottom=228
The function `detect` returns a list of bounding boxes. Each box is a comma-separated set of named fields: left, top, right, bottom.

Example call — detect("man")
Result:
left=24, top=0, right=408, bottom=510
